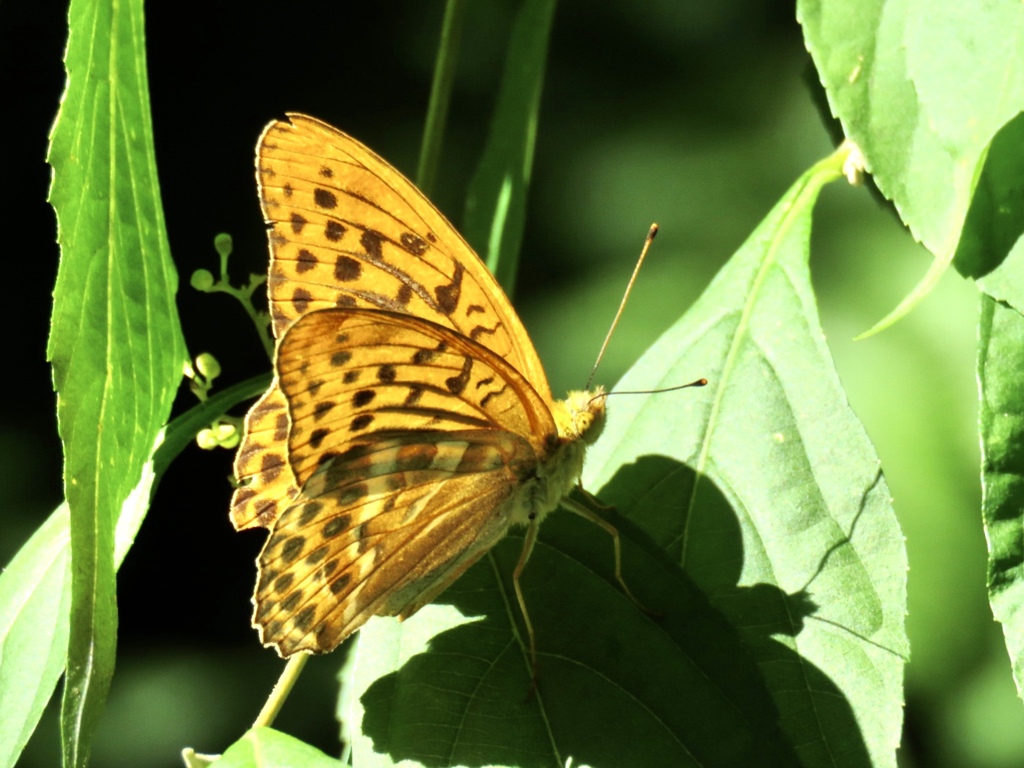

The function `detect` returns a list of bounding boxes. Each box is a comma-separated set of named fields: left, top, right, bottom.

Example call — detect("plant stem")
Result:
left=252, top=654, right=309, bottom=729
left=417, top=0, right=466, bottom=194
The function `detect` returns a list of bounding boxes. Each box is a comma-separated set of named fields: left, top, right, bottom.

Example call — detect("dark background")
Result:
left=2, top=1, right=1015, bottom=766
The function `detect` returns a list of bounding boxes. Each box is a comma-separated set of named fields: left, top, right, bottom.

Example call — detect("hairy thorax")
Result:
left=508, top=387, right=607, bottom=528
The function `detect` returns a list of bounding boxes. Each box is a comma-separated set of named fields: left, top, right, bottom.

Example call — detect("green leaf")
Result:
left=587, top=150, right=909, bottom=767
left=798, top=0, right=1024, bottom=332
left=348, top=541, right=797, bottom=767
left=462, top=0, right=557, bottom=296
left=46, top=0, right=187, bottom=763
left=0, top=486, right=152, bottom=768
left=978, top=297, right=1024, bottom=701
left=213, top=728, right=344, bottom=767
left=0, top=505, right=71, bottom=768
left=342, top=150, right=906, bottom=767
left=953, top=112, right=1024, bottom=314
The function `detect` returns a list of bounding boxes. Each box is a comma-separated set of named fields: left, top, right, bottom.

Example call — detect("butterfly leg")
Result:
left=576, top=484, right=615, bottom=511
left=512, top=512, right=541, bottom=684
left=561, top=495, right=659, bottom=617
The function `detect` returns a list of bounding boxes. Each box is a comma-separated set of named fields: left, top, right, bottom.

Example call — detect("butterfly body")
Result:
left=230, top=114, right=614, bottom=659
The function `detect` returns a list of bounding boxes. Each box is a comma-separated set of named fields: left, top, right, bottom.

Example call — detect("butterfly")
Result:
left=230, top=113, right=642, bottom=666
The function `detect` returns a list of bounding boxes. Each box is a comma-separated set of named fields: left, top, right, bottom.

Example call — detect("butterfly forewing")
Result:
left=231, top=114, right=554, bottom=531
left=258, top=114, right=549, bottom=390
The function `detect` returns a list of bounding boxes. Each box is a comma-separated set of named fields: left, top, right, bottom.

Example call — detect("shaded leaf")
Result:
left=348, top=536, right=797, bottom=768
left=953, top=112, right=1024, bottom=314
left=978, top=297, right=1024, bottom=701
left=415, top=0, right=468, bottom=198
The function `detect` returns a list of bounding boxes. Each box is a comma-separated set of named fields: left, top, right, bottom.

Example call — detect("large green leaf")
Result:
left=978, top=297, right=1024, bottom=701
left=46, top=0, right=186, bottom=762
left=341, top=149, right=906, bottom=767
left=587, top=150, right=908, bottom=767
left=798, top=0, right=1024, bottom=331
left=346, top=538, right=796, bottom=767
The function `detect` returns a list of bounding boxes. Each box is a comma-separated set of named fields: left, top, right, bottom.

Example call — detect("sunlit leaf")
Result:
left=799, top=0, right=1024, bottom=331
left=46, top=0, right=187, bottom=762
left=0, top=506, right=70, bottom=768
left=586, top=146, right=909, bottom=767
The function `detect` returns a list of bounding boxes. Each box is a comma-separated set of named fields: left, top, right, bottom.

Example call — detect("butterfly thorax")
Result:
left=507, top=387, right=607, bottom=529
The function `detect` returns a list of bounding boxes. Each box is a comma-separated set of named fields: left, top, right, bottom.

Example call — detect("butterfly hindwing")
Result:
left=230, top=388, right=294, bottom=530
left=249, top=306, right=559, bottom=656
left=254, top=429, right=537, bottom=656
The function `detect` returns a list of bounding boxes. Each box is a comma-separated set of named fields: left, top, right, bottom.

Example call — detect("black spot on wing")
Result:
left=314, top=188, right=337, bottom=209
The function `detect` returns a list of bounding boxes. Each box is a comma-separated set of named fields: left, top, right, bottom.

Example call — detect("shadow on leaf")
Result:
left=357, top=455, right=870, bottom=767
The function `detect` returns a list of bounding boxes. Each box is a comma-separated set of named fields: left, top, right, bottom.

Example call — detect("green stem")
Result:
left=153, top=372, right=271, bottom=479
left=252, top=655, right=309, bottom=729
left=417, top=0, right=466, bottom=193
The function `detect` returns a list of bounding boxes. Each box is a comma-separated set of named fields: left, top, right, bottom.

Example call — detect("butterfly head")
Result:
left=556, top=386, right=607, bottom=446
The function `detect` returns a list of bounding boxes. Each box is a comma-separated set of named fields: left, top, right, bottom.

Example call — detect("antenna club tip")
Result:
left=695, top=378, right=708, bottom=387
left=648, top=223, right=659, bottom=238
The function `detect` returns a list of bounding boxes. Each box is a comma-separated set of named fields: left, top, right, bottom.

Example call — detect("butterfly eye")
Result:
left=580, top=404, right=607, bottom=445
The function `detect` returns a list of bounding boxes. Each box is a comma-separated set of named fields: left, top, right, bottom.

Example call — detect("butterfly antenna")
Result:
left=609, top=379, right=708, bottom=398
left=586, top=223, right=659, bottom=391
